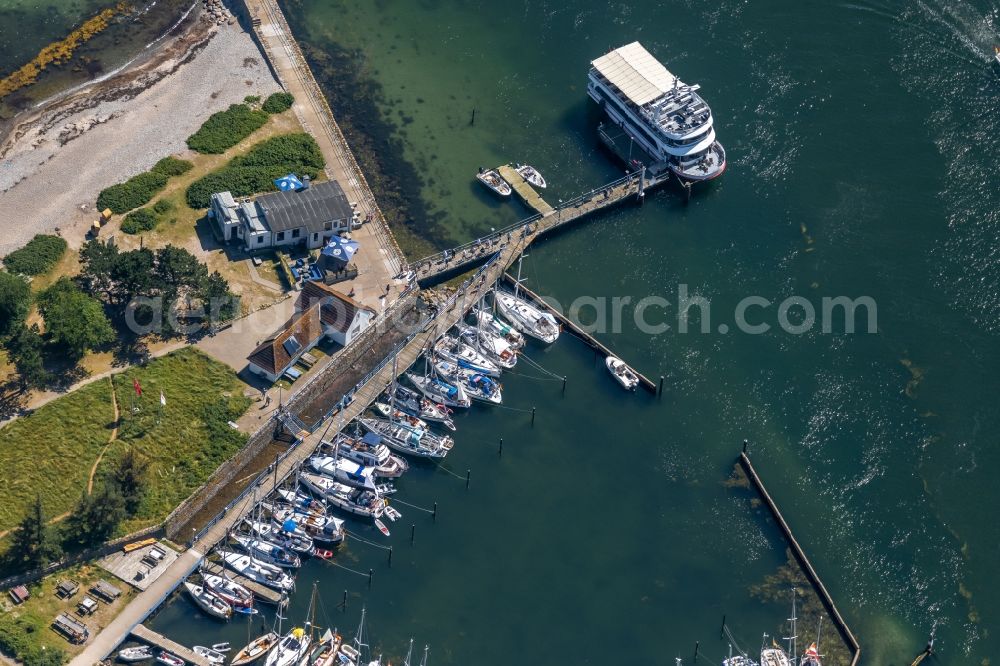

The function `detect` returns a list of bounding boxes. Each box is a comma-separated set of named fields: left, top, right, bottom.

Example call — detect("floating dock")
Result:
left=131, top=624, right=211, bottom=666
left=497, top=164, right=555, bottom=216
left=738, top=451, right=861, bottom=666
left=198, top=560, right=284, bottom=605
left=499, top=274, right=658, bottom=394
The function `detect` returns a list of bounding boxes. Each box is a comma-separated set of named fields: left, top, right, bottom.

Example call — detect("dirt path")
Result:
left=87, top=376, right=120, bottom=495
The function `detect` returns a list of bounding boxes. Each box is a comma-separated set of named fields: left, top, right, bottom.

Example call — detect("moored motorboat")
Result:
left=183, top=582, right=232, bottom=620
left=329, top=431, right=410, bottom=478
left=405, top=372, right=471, bottom=409
left=515, top=164, right=547, bottom=188
left=605, top=355, right=639, bottom=391
left=217, top=550, right=294, bottom=591
left=476, top=168, right=512, bottom=197
left=118, top=646, right=154, bottom=662
left=359, top=417, right=454, bottom=459
left=231, top=632, right=279, bottom=666
left=493, top=291, right=560, bottom=344
left=200, top=573, right=253, bottom=611
left=433, top=335, right=501, bottom=377
left=299, top=473, right=386, bottom=519
left=307, top=455, right=379, bottom=491
left=193, top=646, right=226, bottom=665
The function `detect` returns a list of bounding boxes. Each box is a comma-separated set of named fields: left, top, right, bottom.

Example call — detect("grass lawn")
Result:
left=0, top=347, right=250, bottom=537
left=0, top=561, right=136, bottom=661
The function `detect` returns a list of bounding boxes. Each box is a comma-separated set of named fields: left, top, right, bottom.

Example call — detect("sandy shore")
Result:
left=0, top=11, right=281, bottom=257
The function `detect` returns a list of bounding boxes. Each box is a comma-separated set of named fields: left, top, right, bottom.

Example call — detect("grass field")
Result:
left=0, top=347, right=251, bottom=537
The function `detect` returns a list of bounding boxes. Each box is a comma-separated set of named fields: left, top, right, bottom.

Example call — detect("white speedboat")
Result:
left=308, top=455, right=379, bottom=491
left=605, top=355, right=639, bottom=391
left=455, top=322, right=518, bottom=369
left=434, top=335, right=501, bottom=377
left=515, top=164, right=546, bottom=188
left=232, top=534, right=301, bottom=569
left=264, top=626, right=312, bottom=666
left=432, top=359, right=502, bottom=405
left=476, top=168, right=512, bottom=197
left=329, top=431, right=410, bottom=478
left=232, top=633, right=278, bottom=666
left=381, top=384, right=456, bottom=429
left=494, top=291, right=560, bottom=344
left=405, top=372, right=471, bottom=408
left=472, top=308, right=526, bottom=350
left=359, top=417, right=454, bottom=459
left=193, top=646, right=226, bottom=665
left=201, top=572, right=254, bottom=610
left=262, top=501, right=346, bottom=545
left=184, top=581, right=233, bottom=620
left=217, top=550, right=294, bottom=592
left=299, top=473, right=386, bottom=518
left=118, top=646, right=154, bottom=662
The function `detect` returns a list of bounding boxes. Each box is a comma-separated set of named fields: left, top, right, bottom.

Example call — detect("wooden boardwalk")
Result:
left=497, top=165, right=555, bottom=216
left=500, top=275, right=659, bottom=394
left=131, top=624, right=211, bottom=666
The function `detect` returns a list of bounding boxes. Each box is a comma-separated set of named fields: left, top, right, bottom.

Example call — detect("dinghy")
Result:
left=193, top=646, right=226, bottom=665
left=515, top=164, right=547, bottom=188
left=156, top=652, right=184, bottom=666
left=381, top=384, right=456, bottom=429
left=455, top=322, right=518, bottom=369
left=118, top=646, right=154, bottom=662
left=433, top=335, right=502, bottom=377
left=217, top=550, right=294, bottom=591
left=405, top=372, right=471, bottom=408
left=605, top=355, right=639, bottom=391
left=359, top=417, right=454, bottom=459
left=476, top=168, right=512, bottom=197
left=299, top=473, right=387, bottom=519
left=374, top=517, right=391, bottom=537
left=231, top=633, right=278, bottom=666
left=494, top=291, right=560, bottom=344
left=183, top=581, right=233, bottom=620
left=232, top=534, right=301, bottom=569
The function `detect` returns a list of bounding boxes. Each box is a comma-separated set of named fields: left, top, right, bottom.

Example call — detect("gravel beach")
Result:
left=0, top=16, right=281, bottom=257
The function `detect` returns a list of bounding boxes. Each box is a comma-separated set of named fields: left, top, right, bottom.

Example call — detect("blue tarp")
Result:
left=274, top=174, right=304, bottom=191
left=362, top=432, right=382, bottom=446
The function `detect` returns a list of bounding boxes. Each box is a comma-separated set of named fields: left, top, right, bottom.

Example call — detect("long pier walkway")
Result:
left=241, top=0, right=406, bottom=305
left=131, top=625, right=212, bottom=666
left=496, top=165, right=555, bottom=216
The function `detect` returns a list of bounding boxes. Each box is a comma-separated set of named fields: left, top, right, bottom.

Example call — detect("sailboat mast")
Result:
left=514, top=252, right=524, bottom=299
left=403, top=639, right=414, bottom=666
left=787, top=588, right=798, bottom=661
left=420, top=645, right=429, bottom=666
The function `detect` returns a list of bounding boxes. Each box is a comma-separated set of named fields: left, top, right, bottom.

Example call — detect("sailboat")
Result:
left=433, top=335, right=501, bottom=377
left=337, top=607, right=382, bottom=666
left=493, top=290, right=559, bottom=343
left=261, top=501, right=346, bottom=545
left=201, top=572, right=254, bottom=610
left=431, top=358, right=502, bottom=404
left=471, top=308, right=526, bottom=350
left=454, top=321, right=518, bottom=369
left=242, top=516, right=315, bottom=555
left=305, top=628, right=344, bottom=666
left=761, top=589, right=798, bottom=666
left=192, top=646, right=226, bottom=665
left=405, top=371, right=471, bottom=409
left=799, top=617, right=823, bottom=666
left=359, top=417, right=454, bottom=459
left=273, top=488, right=327, bottom=517
left=299, top=473, right=387, bottom=518
left=232, top=534, right=302, bottom=569
left=183, top=581, right=233, bottom=620
left=325, top=432, right=409, bottom=479
left=232, top=632, right=279, bottom=666
left=216, top=550, right=295, bottom=591
left=264, top=584, right=317, bottom=666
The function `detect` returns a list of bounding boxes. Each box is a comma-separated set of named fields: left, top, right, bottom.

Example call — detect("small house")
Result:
left=52, top=613, right=89, bottom=644
left=8, top=585, right=29, bottom=605
left=297, top=281, right=375, bottom=347
left=90, top=579, right=122, bottom=603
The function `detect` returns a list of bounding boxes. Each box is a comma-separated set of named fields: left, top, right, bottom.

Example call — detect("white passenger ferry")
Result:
left=588, top=41, right=725, bottom=181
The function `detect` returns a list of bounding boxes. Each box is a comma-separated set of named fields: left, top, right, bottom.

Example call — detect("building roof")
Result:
left=591, top=41, right=675, bottom=107
left=247, top=302, right=326, bottom=376
left=257, top=180, right=353, bottom=234
left=298, top=280, right=375, bottom=334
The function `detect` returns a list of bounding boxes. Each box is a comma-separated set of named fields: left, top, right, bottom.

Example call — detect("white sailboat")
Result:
left=299, top=473, right=386, bottom=518
left=201, top=572, right=254, bottom=610
left=433, top=335, right=501, bottom=377
left=431, top=358, right=502, bottom=404
left=381, top=384, right=456, bottom=429
left=232, top=534, right=302, bottom=569
left=264, top=584, right=317, bottom=666
left=454, top=321, right=518, bottom=369
left=471, top=308, right=525, bottom=350
left=359, top=417, right=454, bottom=459
left=327, top=432, right=409, bottom=479
left=183, top=582, right=233, bottom=620
left=261, top=501, right=345, bottom=545
left=217, top=550, right=295, bottom=591
left=405, top=372, right=471, bottom=409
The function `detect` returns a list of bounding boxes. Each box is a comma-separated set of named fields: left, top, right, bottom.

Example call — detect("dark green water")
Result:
left=142, top=0, right=999, bottom=663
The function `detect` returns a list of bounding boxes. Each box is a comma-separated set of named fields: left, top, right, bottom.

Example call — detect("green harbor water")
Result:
left=138, top=0, right=998, bottom=662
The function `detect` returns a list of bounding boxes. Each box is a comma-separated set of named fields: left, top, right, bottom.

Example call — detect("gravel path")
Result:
left=0, top=20, right=281, bottom=257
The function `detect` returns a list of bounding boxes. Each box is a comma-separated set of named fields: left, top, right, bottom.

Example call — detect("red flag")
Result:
left=133, top=378, right=142, bottom=397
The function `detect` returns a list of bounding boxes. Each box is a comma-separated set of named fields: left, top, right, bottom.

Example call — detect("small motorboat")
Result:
left=156, top=652, right=184, bottom=666
left=118, top=646, right=154, bottom=662
left=372, top=402, right=429, bottom=430
left=211, top=643, right=231, bottom=653
left=231, top=633, right=279, bottom=666
left=183, top=581, right=232, bottom=620
left=515, top=164, right=546, bottom=188
left=476, top=167, right=512, bottom=197
left=605, top=355, right=639, bottom=391
left=193, top=646, right=226, bottom=665
left=313, top=547, right=335, bottom=559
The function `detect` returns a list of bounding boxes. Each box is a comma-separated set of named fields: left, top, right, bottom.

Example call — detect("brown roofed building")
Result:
left=247, top=282, right=376, bottom=382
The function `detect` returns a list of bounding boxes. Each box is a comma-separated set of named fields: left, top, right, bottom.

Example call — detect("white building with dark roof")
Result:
left=209, top=179, right=358, bottom=251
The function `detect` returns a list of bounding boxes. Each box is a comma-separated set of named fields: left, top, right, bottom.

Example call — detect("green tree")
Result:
left=202, top=271, right=239, bottom=321
left=0, top=271, right=31, bottom=338
left=37, top=278, right=114, bottom=359
left=78, top=239, right=120, bottom=295
left=61, top=483, right=126, bottom=549
left=3, top=324, right=50, bottom=390
left=110, top=447, right=149, bottom=515
left=110, top=247, right=158, bottom=305
left=155, top=245, right=207, bottom=290
left=6, top=496, right=62, bottom=571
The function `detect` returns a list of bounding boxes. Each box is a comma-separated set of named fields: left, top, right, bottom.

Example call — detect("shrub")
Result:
left=97, top=171, right=169, bottom=214
left=262, top=91, right=294, bottom=114
left=2, top=234, right=67, bottom=276
left=185, top=133, right=325, bottom=208
left=121, top=208, right=158, bottom=234
left=152, top=199, right=175, bottom=215
left=244, top=94, right=261, bottom=105
left=151, top=156, right=193, bottom=177
left=186, top=103, right=270, bottom=154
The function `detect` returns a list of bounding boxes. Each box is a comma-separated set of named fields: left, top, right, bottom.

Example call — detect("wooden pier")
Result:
left=131, top=624, right=211, bottom=666
left=500, top=275, right=659, bottom=394
left=198, top=560, right=284, bottom=605
left=738, top=451, right=862, bottom=666
left=496, top=164, right=555, bottom=216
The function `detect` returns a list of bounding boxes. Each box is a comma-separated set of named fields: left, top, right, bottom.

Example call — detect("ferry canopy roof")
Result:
left=592, top=41, right=675, bottom=107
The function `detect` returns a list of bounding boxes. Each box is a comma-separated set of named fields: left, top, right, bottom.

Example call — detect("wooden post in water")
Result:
left=531, top=406, right=536, bottom=427
left=499, top=437, right=503, bottom=457
left=470, top=108, right=476, bottom=126
left=410, top=524, right=415, bottom=544
left=465, top=469, right=471, bottom=490
left=368, top=568, right=373, bottom=589
left=659, top=375, right=664, bottom=397
left=432, top=502, right=438, bottom=522
left=388, top=546, right=392, bottom=567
